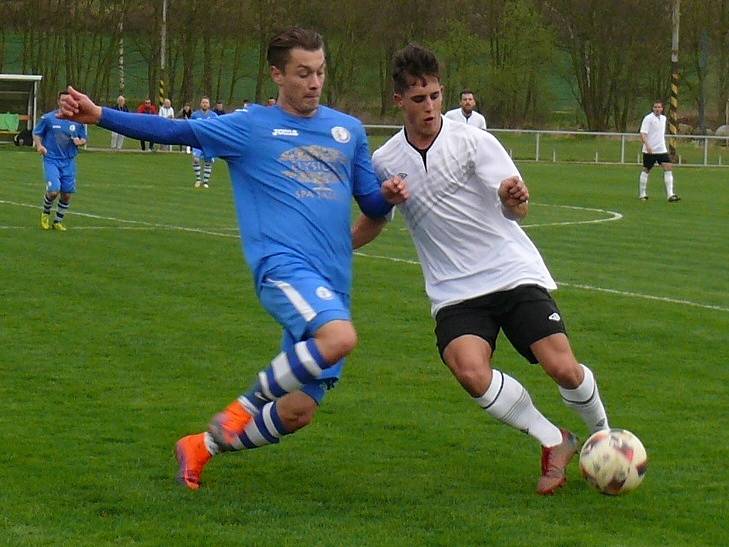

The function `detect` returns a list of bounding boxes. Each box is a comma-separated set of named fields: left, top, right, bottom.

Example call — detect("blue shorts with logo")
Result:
left=258, top=264, right=350, bottom=404
left=43, top=157, right=77, bottom=193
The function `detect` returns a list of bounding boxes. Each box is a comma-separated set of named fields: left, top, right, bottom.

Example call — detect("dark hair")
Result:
left=267, top=27, right=324, bottom=71
left=460, top=89, right=475, bottom=99
left=392, top=43, right=441, bottom=95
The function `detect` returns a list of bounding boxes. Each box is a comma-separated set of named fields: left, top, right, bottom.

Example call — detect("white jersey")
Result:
left=159, top=106, right=175, bottom=119
left=639, top=113, right=667, bottom=154
left=372, top=117, right=556, bottom=316
left=444, top=108, right=487, bottom=130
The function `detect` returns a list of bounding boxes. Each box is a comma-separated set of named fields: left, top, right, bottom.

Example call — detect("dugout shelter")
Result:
left=0, top=74, right=42, bottom=144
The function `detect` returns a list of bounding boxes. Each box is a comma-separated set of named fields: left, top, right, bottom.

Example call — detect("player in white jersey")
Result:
left=444, top=89, right=487, bottom=130
left=353, top=43, right=610, bottom=495
left=639, top=100, right=680, bottom=202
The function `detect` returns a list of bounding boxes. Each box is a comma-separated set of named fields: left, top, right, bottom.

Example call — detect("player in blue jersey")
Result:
left=190, top=97, right=218, bottom=188
left=33, top=91, right=88, bottom=231
left=58, top=27, right=408, bottom=490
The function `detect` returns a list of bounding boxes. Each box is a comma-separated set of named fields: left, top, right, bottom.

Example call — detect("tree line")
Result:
left=1, top=0, right=728, bottom=131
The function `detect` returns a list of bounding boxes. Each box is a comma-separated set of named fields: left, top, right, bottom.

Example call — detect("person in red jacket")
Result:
left=136, top=98, right=158, bottom=151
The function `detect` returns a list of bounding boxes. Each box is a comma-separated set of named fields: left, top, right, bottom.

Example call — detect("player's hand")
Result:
left=381, top=175, right=409, bottom=204
left=72, top=137, right=83, bottom=146
left=36, top=145, right=47, bottom=156
left=58, top=86, right=103, bottom=124
left=498, top=176, right=529, bottom=207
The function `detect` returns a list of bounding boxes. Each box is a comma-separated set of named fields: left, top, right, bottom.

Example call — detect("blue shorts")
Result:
left=192, top=148, right=215, bottom=162
left=43, top=158, right=77, bottom=193
left=259, top=266, right=351, bottom=403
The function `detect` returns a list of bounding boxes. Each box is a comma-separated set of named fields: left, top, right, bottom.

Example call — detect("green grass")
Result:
left=1, top=149, right=728, bottom=545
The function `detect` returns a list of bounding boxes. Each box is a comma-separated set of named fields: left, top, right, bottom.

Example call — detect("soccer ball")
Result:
left=579, top=428, right=647, bottom=495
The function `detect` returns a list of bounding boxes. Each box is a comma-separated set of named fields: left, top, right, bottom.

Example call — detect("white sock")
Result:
left=639, top=172, right=648, bottom=197
left=203, top=432, right=219, bottom=455
left=559, top=364, right=609, bottom=433
left=475, top=369, right=562, bottom=447
left=664, top=171, right=674, bottom=197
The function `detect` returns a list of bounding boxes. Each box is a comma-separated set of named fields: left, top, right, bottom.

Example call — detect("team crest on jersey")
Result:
left=316, top=286, right=334, bottom=300
left=69, top=124, right=76, bottom=131
left=331, top=126, right=350, bottom=143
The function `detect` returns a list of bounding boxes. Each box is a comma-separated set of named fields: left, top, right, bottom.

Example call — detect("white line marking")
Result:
left=522, top=203, right=623, bottom=228
left=354, top=251, right=729, bottom=313
left=396, top=203, right=622, bottom=231
left=0, top=199, right=238, bottom=239
left=2, top=199, right=724, bottom=313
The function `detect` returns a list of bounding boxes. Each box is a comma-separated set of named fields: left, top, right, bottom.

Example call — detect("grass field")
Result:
left=1, top=146, right=728, bottom=545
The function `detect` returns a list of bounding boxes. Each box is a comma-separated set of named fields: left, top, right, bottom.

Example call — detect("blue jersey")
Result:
left=189, top=104, right=381, bottom=296
left=191, top=109, right=218, bottom=121
left=33, top=110, right=87, bottom=160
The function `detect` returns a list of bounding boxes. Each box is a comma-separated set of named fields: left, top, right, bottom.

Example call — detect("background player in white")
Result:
left=59, top=27, right=407, bottom=491
left=353, top=44, right=610, bottom=495
left=191, top=97, right=217, bottom=188
left=444, top=89, right=486, bottom=130
left=639, top=100, right=680, bottom=202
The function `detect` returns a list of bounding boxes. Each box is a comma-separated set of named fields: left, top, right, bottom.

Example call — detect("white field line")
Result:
left=354, top=252, right=729, bottom=313
left=2, top=199, right=725, bottom=313
left=0, top=199, right=238, bottom=238
left=395, top=203, right=622, bottom=231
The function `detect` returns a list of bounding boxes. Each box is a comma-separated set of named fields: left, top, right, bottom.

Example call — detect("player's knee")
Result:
left=540, top=355, right=582, bottom=388
left=278, top=398, right=317, bottom=432
left=46, top=191, right=59, bottom=200
left=450, top=357, right=492, bottom=396
left=315, top=321, right=358, bottom=362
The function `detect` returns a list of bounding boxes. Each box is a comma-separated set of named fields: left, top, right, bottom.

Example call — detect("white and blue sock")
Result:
left=241, top=339, right=328, bottom=413
left=42, top=195, right=53, bottom=214
left=55, top=200, right=70, bottom=223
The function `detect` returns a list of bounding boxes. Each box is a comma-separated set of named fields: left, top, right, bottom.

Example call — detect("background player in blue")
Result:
left=190, top=96, right=218, bottom=189
left=33, top=90, right=87, bottom=231
left=58, top=27, right=408, bottom=490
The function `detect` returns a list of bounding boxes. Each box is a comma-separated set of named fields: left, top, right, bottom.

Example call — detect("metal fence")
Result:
left=364, top=125, right=729, bottom=167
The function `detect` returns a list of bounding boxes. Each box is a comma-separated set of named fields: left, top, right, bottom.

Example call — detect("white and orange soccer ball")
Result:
left=579, top=428, right=647, bottom=495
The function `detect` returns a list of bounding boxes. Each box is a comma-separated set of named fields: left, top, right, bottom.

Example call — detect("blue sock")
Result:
left=238, top=401, right=290, bottom=449
left=241, top=339, right=328, bottom=412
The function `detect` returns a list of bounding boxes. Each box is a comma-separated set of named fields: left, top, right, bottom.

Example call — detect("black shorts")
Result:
left=643, top=153, right=672, bottom=170
left=434, top=285, right=567, bottom=364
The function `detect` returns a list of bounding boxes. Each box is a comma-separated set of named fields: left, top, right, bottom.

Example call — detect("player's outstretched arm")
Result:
left=58, top=86, right=201, bottom=147
left=58, top=86, right=102, bottom=124
left=498, top=176, right=529, bottom=221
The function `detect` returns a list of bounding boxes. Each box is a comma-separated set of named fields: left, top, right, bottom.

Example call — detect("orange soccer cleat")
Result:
left=175, top=433, right=212, bottom=490
left=208, top=399, right=253, bottom=452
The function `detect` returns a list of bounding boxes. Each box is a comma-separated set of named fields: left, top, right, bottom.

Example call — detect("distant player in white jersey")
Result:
left=353, top=43, right=610, bottom=495
left=444, top=89, right=486, bottom=130
left=639, top=100, right=680, bottom=202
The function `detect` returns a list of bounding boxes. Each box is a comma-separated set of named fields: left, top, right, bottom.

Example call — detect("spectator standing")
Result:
left=136, top=98, right=158, bottom=151
left=110, top=95, right=129, bottom=150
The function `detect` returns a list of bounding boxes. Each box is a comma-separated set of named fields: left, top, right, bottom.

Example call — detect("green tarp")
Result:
left=0, top=112, right=20, bottom=131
